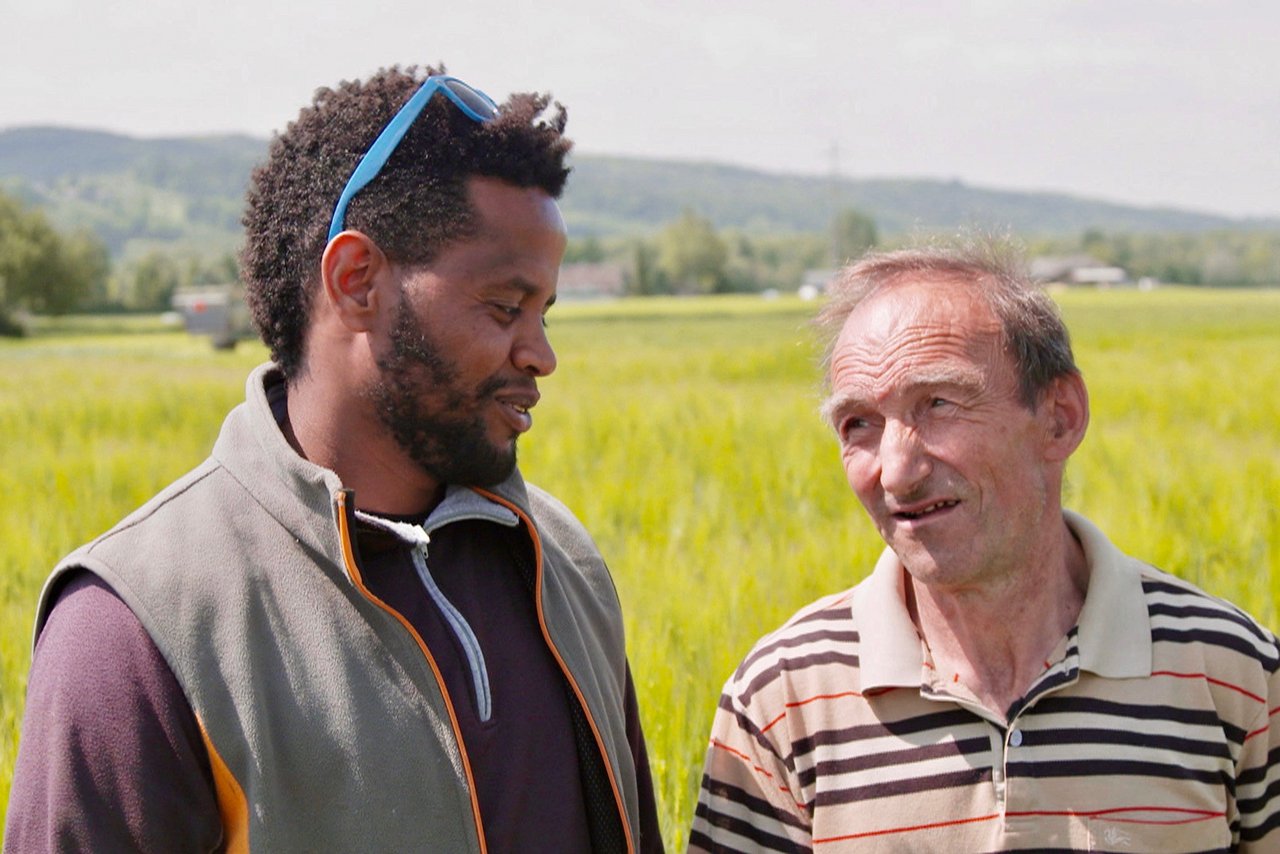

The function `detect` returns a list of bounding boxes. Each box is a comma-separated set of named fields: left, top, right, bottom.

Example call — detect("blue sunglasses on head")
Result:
left=327, top=75, right=499, bottom=241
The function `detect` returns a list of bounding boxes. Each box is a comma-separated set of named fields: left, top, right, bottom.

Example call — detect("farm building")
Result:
left=557, top=261, right=628, bottom=299
left=1030, top=254, right=1130, bottom=286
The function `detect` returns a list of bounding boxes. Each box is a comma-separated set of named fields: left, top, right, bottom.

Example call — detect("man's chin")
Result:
left=447, top=442, right=518, bottom=488
left=404, top=434, right=518, bottom=489
left=476, top=449, right=518, bottom=487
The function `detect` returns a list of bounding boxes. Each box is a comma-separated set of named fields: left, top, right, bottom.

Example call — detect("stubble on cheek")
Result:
left=366, top=305, right=518, bottom=486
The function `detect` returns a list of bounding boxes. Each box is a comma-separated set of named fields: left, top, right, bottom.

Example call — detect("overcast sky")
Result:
left=4, top=0, right=1277, bottom=218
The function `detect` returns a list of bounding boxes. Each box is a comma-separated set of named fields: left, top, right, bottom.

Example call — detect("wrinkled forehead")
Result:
left=830, top=277, right=1009, bottom=384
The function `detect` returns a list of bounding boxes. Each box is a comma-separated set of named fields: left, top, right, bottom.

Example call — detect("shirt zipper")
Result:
left=333, top=490, right=488, bottom=854
left=353, top=496, right=522, bottom=725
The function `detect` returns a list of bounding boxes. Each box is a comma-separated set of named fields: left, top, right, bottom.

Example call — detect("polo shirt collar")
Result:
left=852, top=547, right=925, bottom=690
left=852, top=510, right=1152, bottom=692
left=1064, top=510, right=1151, bottom=678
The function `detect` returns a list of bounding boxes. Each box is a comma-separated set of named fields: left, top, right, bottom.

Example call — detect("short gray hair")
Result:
left=814, top=237, right=1078, bottom=408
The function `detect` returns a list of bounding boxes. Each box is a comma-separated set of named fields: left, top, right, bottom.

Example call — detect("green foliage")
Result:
left=87, top=251, right=240, bottom=313
left=632, top=241, right=660, bottom=296
left=563, top=235, right=605, bottom=264
left=831, top=207, right=878, bottom=265
left=655, top=209, right=730, bottom=294
left=0, top=190, right=109, bottom=331
left=1029, top=229, right=1280, bottom=286
left=574, top=221, right=831, bottom=296
left=0, top=313, right=23, bottom=338
left=4, top=128, right=1280, bottom=310
left=722, top=231, right=827, bottom=293
left=193, top=253, right=240, bottom=286
left=127, top=252, right=184, bottom=311
left=0, top=128, right=257, bottom=255
left=7, top=128, right=1278, bottom=264
left=1, top=290, right=1277, bottom=848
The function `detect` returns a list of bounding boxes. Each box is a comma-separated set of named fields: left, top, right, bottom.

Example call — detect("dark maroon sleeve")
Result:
left=3, top=572, right=223, bottom=853
left=625, top=664, right=666, bottom=853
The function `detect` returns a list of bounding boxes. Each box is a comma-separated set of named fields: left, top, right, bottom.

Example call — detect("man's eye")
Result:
left=930, top=397, right=951, bottom=408
left=493, top=304, right=520, bottom=321
left=839, top=417, right=869, bottom=440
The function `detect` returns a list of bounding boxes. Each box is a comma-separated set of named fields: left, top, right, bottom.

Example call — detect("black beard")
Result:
left=370, top=301, right=518, bottom=487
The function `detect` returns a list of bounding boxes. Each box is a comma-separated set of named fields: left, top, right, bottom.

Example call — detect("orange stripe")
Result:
left=474, top=487, right=636, bottom=853
left=761, top=710, right=788, bottom=733
left=813, top=806, right=1226, bottom=844
left=1006, top=807, right=1225, bottom=824
left=1151, top=669, right=1266, bottom=704
left=335, top=491, right=488, bottom=853
left=196, top=715, right=249, bottom=853
left=1246, top=704, right=1280, bottom=742
left=709, top=738, right=805, bottom=809
left=761, top=690, right=865, bottom=734
left=815, top=812, right=1000, bottom=843
left=1074, top=813, right=1224, bottom=826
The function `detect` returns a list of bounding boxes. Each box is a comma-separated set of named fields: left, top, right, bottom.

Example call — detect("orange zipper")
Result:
left=334, top=490, right=488, bottom=854
left=475, top=487, right=636, bottom=853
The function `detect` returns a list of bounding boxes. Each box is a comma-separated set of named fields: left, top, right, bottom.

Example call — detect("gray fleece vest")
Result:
left=36, top=364, right=643, bottom=852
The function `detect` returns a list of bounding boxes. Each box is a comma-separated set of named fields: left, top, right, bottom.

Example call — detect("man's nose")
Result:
left=513, top=318, right=557, bottom=377
left=878, top=419, right=931, bottom=496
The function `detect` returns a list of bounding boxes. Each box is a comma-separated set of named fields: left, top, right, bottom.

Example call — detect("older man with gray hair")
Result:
left=690, top=240, right=1280, bottom=852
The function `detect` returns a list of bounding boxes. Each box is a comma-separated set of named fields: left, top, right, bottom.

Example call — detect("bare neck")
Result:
left=908, top=522, right=1089, bottom=720
left=283, top=371, right=444, bottom=517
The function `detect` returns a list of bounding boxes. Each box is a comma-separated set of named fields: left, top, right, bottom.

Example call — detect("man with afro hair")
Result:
left=7, top=65, right=663, bottom=853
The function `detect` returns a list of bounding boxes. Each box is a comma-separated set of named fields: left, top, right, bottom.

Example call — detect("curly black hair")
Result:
left=240, top=64, right=573, bottom=380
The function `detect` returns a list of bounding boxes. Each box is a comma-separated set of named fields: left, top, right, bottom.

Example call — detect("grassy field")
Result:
left=1, top=287, right=1277, bottom=847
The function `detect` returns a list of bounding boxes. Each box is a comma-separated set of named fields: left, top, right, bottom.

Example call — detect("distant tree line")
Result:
left=0, top=190, right=109, bottom=334
left=569, top=212, right=1280, bottom=296
left=4, top=176, right=1280, bottom=339
left=1028, top=229, right=1280, bottom=287
left=565, top=207, right=879, bottom=295
left=98, top=250, right=239, bottom=314
left=0, top=188, right=243, bottom=335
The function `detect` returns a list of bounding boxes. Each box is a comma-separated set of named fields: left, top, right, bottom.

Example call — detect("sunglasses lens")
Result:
left=443, top=79, right=498, bottom=120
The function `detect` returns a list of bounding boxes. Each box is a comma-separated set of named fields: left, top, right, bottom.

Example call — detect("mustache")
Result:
left=476, top=375, right=538, bottom=399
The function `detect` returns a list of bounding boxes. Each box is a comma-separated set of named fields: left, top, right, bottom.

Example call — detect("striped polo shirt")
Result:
left=690, top=512, right=1280, bottom=852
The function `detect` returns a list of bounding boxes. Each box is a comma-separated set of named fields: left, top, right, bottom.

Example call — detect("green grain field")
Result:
left=2, top=288, right=1278, bottom=848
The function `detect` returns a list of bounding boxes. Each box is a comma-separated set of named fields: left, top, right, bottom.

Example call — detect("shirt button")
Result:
left=1010, top=729, right=1024, bottom=748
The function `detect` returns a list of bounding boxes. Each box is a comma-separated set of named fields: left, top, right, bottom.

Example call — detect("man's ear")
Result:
left=1041, top=371, right=1090, bottom=462
left=320, top=231, right=389, bottom=333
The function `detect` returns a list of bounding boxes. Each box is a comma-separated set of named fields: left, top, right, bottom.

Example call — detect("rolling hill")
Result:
left=1, top=126, right=1275, bottom=261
